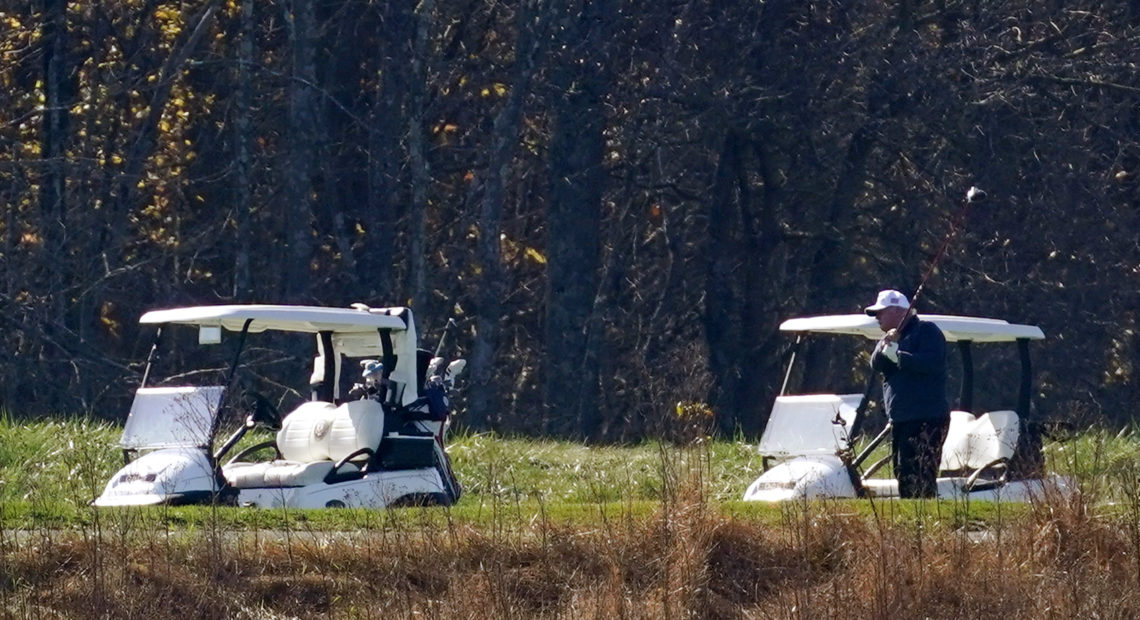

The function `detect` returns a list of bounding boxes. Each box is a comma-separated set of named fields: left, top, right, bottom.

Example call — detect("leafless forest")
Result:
left=2, top=1, right=1139, bottom=438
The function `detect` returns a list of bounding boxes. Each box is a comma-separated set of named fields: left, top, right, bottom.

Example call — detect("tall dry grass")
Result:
left=5, top=423, right=1140, bottom=618
left=3, top=454, right=1140, bottom=618
left=5, top=487, right=1138, bottom=619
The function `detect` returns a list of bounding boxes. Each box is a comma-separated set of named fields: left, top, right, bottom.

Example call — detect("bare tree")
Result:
left=406, top=0, right=435, bottom=311
left=466, top=0, right=548, bottom=431
left=284, top=0, right=317, bottom=302
left=542, top=0, right=613, bottom=439
left=232, top=0, right=254, bottom=299
left=39, top=0, right=70, bottom=319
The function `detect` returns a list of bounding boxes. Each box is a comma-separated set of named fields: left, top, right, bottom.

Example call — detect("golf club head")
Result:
left=445, top=359, right=467, bottom=379
left=966, top=186, right=986, bottom=203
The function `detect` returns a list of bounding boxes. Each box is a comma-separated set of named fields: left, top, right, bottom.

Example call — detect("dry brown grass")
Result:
left=4, top=486, right=1140, bottom=619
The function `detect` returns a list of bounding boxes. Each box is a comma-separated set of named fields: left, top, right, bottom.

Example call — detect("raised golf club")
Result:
left=910, top=185, right=986, bottom=311
left=888, top=185, right=987, bottom=339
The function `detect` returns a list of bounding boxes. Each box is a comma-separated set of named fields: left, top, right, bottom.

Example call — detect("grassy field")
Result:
left=4, top=414, right=1140, bottom=617
left=0, top=415, right=759, bottom=524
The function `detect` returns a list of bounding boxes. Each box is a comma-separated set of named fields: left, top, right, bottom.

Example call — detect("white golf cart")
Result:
left=95, top=304, right=465, bottom=509
left=743, top=314, right=1070, bottom=502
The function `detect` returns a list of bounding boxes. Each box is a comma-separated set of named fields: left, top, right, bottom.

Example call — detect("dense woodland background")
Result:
left=2, top=0, right=1139, bottom=440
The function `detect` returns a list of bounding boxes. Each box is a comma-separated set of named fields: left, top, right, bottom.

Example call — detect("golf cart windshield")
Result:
left=120, top=386, right=225, bottom=450
left=758, top=394, right=861, bottom=457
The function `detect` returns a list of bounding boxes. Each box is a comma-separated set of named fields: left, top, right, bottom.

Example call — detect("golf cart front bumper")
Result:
left=94, top=448, right=220, bottom=507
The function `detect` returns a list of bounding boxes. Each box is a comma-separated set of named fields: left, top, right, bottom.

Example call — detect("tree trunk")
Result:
left=40, top=0, right=69, bottom=319
left=363, top=1, right=414, bottom=300
left=317, top=156, right=359, bottom=284
left=284, top=0, right=316, bottom=302
left=797, top=123, right=876, bottom=394
left=544, top=0, right=610, bottom=440
left=703, top=131, right=744, bottom=435
left=465, top=176, right=504, bottom=430
left=734, top=137, right=783, bottom=438
left=232, top=0, right=254, bottom=299
left=406, top=0, right=434, bottom=312
left=466, top=0, right=545, bottom=431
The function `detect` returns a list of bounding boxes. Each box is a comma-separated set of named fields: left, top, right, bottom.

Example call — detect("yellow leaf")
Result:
left=100, top=301, right=121, bottom=338
left=524, top=247, right=546, bottom=265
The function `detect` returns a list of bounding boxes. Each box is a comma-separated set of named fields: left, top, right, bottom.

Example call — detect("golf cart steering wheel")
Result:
left=244, top=391, right=282, bottom=430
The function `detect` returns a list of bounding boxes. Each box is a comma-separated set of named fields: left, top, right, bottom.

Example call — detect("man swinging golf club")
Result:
left=866, top=289, right=950, bottom=498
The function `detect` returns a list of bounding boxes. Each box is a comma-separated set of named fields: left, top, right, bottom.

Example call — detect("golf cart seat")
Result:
left=225, top=399, right=385, bottom=488
left=939, top=409, right=1019, bottom=480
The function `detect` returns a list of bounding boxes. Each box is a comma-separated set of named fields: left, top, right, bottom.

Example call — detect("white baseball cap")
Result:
left=864, top=289, right=910, bottom=316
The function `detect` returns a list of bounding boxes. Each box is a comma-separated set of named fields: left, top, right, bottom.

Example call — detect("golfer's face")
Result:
left=875, top=306, right=907, bottom=331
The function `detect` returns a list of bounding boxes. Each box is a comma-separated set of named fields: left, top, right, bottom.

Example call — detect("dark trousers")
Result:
left=892, top=417, right=950, bottom=498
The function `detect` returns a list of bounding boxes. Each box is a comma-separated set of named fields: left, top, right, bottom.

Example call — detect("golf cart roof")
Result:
left=139, top=305, right=410, bottom=334
left=779, top=314, right=1044, bottom=343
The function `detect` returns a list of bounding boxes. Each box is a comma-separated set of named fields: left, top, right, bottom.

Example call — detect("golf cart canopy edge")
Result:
left=139, top=304, right=410, bottom=334
left=138, top=304, right=420, bottom=402
left=779, top=314, right=1044, bottom=343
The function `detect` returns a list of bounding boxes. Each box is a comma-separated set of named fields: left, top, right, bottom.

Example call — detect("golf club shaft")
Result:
left=895, top=186, right=984, bottom=335
left=912, top=196, right=972, bottom=307
left=434, top=318, right=458, bottom=358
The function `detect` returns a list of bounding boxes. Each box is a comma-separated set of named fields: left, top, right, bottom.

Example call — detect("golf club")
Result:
left=890, top=185, right=986, bottom=337
left=911, top=185, right=986, bottom=309
left=434, top=317, right=458, bottom=358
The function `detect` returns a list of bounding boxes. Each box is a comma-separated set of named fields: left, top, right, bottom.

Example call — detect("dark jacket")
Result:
left=870, top=318, right=950, bottom=423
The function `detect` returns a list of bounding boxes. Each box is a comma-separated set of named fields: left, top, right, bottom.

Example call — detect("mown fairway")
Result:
left=4, top=416, right=1140, bottom=618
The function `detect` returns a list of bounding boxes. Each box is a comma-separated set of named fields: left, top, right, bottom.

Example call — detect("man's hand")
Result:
left=882, top=328, right=900, bottom=343
left=881, top=341, right=899, bottom=364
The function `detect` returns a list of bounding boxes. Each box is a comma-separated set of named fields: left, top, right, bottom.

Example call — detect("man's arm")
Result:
left=896, top=322, right=946, bottom=374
